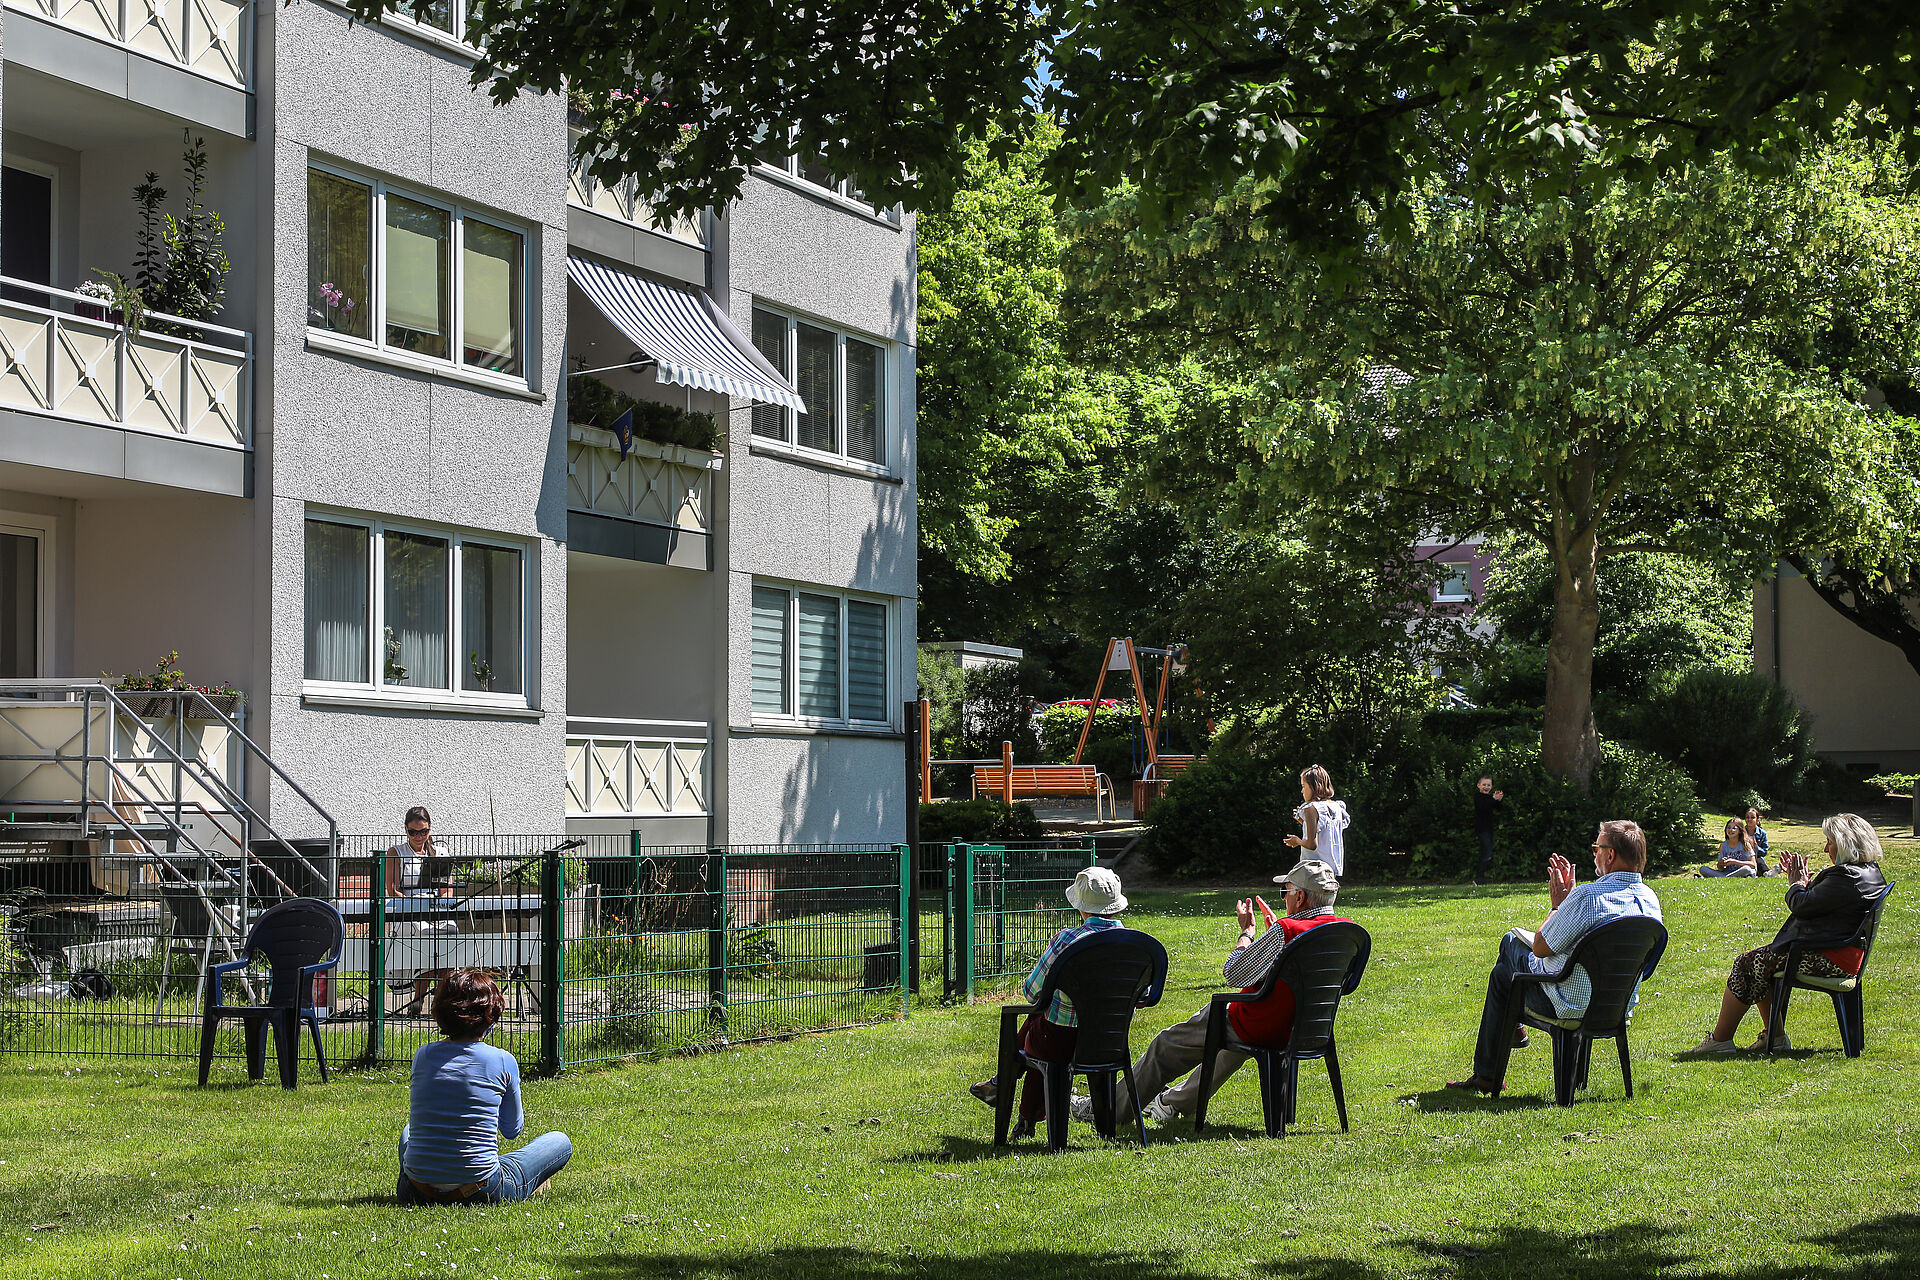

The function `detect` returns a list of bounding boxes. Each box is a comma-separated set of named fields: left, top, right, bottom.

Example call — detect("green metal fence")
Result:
left=938, top=840, right=1098, bottom=999
left=0, top=840, right=910, bottom=1074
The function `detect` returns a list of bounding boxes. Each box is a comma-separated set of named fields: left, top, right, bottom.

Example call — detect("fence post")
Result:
left=956, top=843, right=976, bottom=1001
left=538, top=846, right=564, bottom=1076
left=367, top=874, right=386, bottom=1064
left=1082, top=837, right=1098, bottom=870
left=629, top=828, right=645, bottom=924
left=941, top=845, right=956, bottom=999
left=706, top=847, right=729, bottom=1032
left=1000, top=741, right=1013, bottom=804
left=895, top=843, right=911, bottom=1017
left=904, top=700, right=922, bottom=994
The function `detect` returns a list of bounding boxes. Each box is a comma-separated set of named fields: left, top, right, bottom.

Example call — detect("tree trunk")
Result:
left=1542, top=508, right=1602, bottom=791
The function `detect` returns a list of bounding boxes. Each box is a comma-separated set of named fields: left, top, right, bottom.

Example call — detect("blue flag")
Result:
left=611, top=407, right=635, bottom=462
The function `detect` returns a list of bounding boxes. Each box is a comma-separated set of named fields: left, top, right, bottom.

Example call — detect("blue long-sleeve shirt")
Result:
left=404, top=1039, right=523, bottom=1185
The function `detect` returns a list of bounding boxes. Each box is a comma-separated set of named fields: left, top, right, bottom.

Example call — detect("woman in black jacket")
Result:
left=1682, top=813, right=1889, bottom=1056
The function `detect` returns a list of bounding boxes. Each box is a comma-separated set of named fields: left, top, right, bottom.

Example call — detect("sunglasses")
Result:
left=406, top=826, right=431, bottom=836
left=1590, top=843, right=1613, bottom=852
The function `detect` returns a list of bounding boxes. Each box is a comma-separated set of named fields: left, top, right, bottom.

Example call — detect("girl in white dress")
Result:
left=1284, top=764, right=1351, bottom=876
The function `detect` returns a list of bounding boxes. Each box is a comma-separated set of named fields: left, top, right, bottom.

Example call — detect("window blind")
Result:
left=462, top=221, right=522, bottom=376
left=751, top=309, right=789, bottom=441
left=750, top=586, right=790, bottom=714
left=796, top=593, right=840, bottom=717
left=795, top=324, right=837, bottom=452
left=845, top=601, right=887, bottom=721
left=385, top=195, right=449, bottom=355
left=846, top=338, right=883, bottom=464
left=304, top=520, right=369, bottom=682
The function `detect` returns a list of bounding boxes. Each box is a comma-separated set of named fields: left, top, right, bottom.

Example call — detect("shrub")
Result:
left=1629, top=667, right=1814, bottom=805
left=1794, top=756, right=1888, bottom=807
left=917, top=798, right=1044, bottom=845
left=1036, top=703, right=1142, bottom=785
left=1139, top=751, right=1296, bottom=879
left=1403, top=740, right=1708, bottom=879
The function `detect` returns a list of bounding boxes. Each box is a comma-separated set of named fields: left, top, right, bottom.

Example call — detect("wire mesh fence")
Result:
left=933, top=839, right=1099, bottom=999
left=0, top=840, right=910, bottom=1074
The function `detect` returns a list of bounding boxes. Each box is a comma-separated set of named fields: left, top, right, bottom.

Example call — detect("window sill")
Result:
left=1432, top=595, right=1473, bottom=605
left=306, top=329, right=543, bottom=401
left=302, top=689, right=545, bottom=719
left=746, top=436, right=900, bottom=483
left=750, top=165, right=904, bottom=230
left=733, top=722, right=904, bottom=740
left=312, top=0, right=481, bottom=61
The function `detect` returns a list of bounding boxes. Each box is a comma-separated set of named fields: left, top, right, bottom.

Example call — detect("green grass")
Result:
left=3, top=817, right=1917, bottom=1279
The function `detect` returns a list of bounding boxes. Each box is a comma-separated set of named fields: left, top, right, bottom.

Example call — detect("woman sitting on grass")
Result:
left=1697, top=818, right=1759, bottom=878
left=397, top=968, right=573, bottom=1204
left=1682, top=813, right=1889, bottom=1056
left=967, top=867, right=1130, bottom=1141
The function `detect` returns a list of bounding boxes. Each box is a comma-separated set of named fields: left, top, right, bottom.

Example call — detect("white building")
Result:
left=0, top=0, right=917, bottom=848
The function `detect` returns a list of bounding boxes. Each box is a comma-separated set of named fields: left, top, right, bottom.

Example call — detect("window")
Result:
left=755, top=130, right=896, bottom=219
left=749, top=584, right=890, bottom=727
left=1436, top=561, right=1472, bottom=601
left=305, top=164, right=528, bottom=384
left=303, top=514, right=530, bottom=704
left=749, top=305, right=889, bottom=467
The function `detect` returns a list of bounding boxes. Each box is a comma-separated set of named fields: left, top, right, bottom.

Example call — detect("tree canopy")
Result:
left=1066, top=140, right=1920, bottom=786
left=343, top=0, right=1918, bottom=245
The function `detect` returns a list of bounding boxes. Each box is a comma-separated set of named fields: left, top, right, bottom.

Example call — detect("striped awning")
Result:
left=566, top=255, right=807, bottom=412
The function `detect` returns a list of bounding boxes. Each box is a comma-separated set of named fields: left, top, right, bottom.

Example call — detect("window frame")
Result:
left=748, top=303, right=890, bottom=472
left=1434, top=559, right=1474, bottom=603
left=752, top=131, right=900, bottom=225
left=302, top=509, right=534, bottom=711
left=748, top=581, right=893, bottom=731
left=305, top=160, right=532, bottom=390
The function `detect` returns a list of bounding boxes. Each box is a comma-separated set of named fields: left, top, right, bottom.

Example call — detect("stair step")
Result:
left=0, top=821, right=177, bottom=842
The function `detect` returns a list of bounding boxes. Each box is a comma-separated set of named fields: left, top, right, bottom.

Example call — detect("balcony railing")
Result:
left=567, top=130, right=706, bottom=248
left=12, top=0, right=252, bottom=89
left=0, top=279, right=251, bottom=449
left=566, top=427, right=712, bottom=535
left=565, top=719, right=710, bottom=818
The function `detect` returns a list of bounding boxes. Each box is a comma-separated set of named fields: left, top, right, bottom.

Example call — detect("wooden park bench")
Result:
left=972, top=764, right=1115, bottom=821
left=1142, top=755, right=1203, bottom=781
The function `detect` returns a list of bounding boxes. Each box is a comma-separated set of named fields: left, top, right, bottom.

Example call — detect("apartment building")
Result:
left=0, top=0, right=917, bottom=846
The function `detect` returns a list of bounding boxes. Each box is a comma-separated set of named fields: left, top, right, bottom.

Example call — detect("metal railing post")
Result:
left=957, top=843, right=976, bottom=1001
left=894, top=843, right=910, bottom=1017
left=706, top=848, right=729, bottom=1032
left=941, top=845, right=957, bottom=1000
left=538, top=847, right=564, bottom=1075
left=629, top=828, right=645, bottom=924
left=367, top=880, right=386, bottom=1064
left=1082, top=837, right=1099, bottom=869
left=903, top=699, right=922, bottom=994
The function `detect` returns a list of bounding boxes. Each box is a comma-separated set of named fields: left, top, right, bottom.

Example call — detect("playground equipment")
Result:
left=1072, top=638, right=1206, bottom=778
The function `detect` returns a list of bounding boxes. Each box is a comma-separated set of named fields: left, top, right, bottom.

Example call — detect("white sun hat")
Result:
left=1065, top=866, right=1128, bottom=915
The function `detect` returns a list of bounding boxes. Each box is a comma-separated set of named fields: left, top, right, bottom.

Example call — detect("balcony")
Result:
left=565, top=719, right=710, bottom=819
left=565, top=426, right=714, bottom=570
left=566, top=130, right=707, bottom=287
left=0, top=280, right=250, bottom=492
left=8, top=0, right=251, bottom=89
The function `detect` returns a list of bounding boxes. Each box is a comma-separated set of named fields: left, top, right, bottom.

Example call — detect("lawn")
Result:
left=2, top=814, right=1916, bottom=1280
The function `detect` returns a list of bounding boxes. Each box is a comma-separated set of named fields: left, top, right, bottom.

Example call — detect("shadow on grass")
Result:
left=559, top=1217, right=1920, bottom=1280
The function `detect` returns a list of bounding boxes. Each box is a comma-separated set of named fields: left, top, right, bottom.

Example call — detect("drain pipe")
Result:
left=1770, top=569, right=1781, bottom=684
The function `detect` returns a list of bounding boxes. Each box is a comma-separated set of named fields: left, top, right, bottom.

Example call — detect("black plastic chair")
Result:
left=1768, top=882, right=1893, bottom=1058
left=198, top=898, right=344, bottom=1089
left=1193, top=920, right=1371, bottom=1137
left=991, top=929, right=1169, bottom=1151
left=1512, top=915, right=1668, bottom=1106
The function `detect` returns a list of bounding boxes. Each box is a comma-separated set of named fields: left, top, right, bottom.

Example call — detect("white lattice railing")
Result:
left=566, top=428, right=712, bottom=533
left=0, top=281, right=250, bottom=449
left=567, top=130, right=706, bottom=247
left=565, top=720, right=709, bottom=818
left=11, top=0, right=251, bottom=88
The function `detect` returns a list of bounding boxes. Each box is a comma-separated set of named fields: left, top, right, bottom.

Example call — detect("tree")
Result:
left=339, top=0, right=1915, bottom=247
left=1067, top=142, right=1920, bottom=788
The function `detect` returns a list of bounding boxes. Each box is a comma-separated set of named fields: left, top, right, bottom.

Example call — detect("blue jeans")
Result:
left=1472, top=933, right=1559, bottom=1084
left=1698, top=863, right=1755, bottom=877
left=1473, top=830, right=1496, bottom=881
left=396, top=1125, right=573, bottom=1204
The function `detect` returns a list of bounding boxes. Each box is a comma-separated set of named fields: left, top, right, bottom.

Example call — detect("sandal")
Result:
left=968, top=1079, right=998, bottom=1107
left=1445, top=1075, right=1503, bottom=1096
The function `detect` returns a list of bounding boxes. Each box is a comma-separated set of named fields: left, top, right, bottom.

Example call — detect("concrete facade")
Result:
left=0, top=2, right=917, bottom=846
left=1755, top=568, right=1920, bottom=771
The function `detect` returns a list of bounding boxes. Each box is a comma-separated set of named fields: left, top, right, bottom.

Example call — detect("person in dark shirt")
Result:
left=1471, top=776, right=1504, bottom=884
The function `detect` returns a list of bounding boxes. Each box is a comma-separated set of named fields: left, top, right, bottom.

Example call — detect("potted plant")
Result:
left=104, top=651, right=243, bottom=718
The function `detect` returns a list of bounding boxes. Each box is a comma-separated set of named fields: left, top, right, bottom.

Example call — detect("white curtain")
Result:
left=304, top=520, right=368, bottom=682
left=383, top=531, right=449, bottom=689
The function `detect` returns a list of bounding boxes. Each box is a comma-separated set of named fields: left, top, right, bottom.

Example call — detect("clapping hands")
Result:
left=1547, top=852, right=1577, bottom=907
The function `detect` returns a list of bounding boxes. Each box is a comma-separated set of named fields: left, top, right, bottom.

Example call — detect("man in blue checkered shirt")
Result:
left=1447, top=819, right=1662, bottom=1096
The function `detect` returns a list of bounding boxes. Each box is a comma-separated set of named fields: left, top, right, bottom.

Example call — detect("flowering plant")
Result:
left=309, top=281, right=358, bottom=329
left=105, top=650, right=241, bottom=698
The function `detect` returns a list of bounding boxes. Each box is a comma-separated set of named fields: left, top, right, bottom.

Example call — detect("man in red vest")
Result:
left=1072, top=859, right=1349, bottom=1125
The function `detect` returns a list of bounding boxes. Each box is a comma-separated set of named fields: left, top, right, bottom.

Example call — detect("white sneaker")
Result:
left=1068, top=1094, right=1093, bottom=1123
left=1744, top=1031, right=1790, bottom=1053
left=1679, top=1034, right=1738, bottom=1057
left=1141, top=1097, right=1180, bottom=1124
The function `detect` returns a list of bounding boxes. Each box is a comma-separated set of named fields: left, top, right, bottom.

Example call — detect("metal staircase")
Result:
left=0, top=680, right=337, bottom=1011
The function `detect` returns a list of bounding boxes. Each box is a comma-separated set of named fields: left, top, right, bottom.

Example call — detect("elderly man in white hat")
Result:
left=968, top=866, right=1130, bottom=1139
left=1073, top=859, right=1348, bottom=1125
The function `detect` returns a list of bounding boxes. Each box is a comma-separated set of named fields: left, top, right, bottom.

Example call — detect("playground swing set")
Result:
left=918, top=638, right=1209, bottom=822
